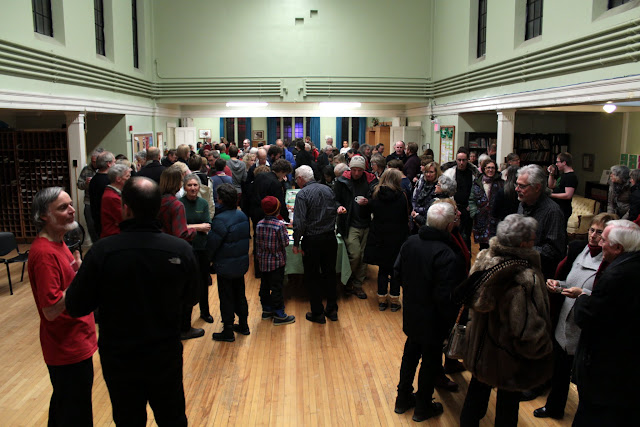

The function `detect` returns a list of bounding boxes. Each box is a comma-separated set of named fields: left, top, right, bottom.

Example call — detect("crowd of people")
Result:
left=28, top=137, right=640, bottom=425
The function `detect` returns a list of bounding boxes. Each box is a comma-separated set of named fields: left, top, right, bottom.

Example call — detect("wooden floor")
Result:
left=0, top=241, right=578, bottom=426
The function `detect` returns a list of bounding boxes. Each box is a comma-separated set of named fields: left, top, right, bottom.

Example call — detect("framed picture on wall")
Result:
left=199, top=129, right=211, bottom=139
left=132, top=133, right=153, bottom=156
left=252, top=130, right=265, bottom=141
left=439, top=126, right=455, bottom=165
left=582, top=153, right=594, bottom=171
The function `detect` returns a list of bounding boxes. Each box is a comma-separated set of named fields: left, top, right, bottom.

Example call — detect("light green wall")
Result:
left=320, top=118, right=335, bottom=146
left=566, top=112, right=623, bottom=195
left=626, top=113, right=640, bottom=155
left=152, top=0, right=431, bottom=80
left=193, top=118, right=220, bottom=143
left=86, top=114, right=127, bottom=159
left=252, top=118, right=267, bottom=145
left=432, top=0, right=640, bottom=104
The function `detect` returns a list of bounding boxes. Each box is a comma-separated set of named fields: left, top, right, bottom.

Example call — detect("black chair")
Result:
left=0, top=232, right=29, bottom=295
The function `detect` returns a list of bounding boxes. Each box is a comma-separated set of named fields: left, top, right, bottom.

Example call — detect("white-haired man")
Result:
left=292, top=165, right=339, bottom=324
left=100, top=163, right=131, bottom=238
left=77, top=147, right=104, bottom=243
left=516, top=164, right=566, bottom=280
left=394, top=202, right=467, bottom=421
left=572, top=219, right=640, bottom=425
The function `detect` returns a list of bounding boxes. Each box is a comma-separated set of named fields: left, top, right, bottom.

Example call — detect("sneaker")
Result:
left=305, top=312, right=326, bottom=324
left=394, top=392, right=416, bottom=414
left=412, top=401, right=443, bottom=422
left=324, top=310, right=338, bottom=321
left=273, top=314, right=296, bottom=325
left=262, top=311, right=274, bottom=320
left=180, top=327, right=205, bottom=340
left=232, top=324, right=251, bottom=335
left=212, top=327, right=235, bottom=342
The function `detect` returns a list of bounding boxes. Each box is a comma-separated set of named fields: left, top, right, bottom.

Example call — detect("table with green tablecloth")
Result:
left=284, top=233, right=352, bottom=285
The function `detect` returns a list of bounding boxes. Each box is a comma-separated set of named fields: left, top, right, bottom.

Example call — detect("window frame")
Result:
left=477, top=0, right=487, bottom=58
left=608, top=0, right=632, bottom=8
left=95, top=0, right=106, bottom=56
left=525, top=0, right=543, bottom=41
left=32, top=0, right=53, bottom=37
left=132, top=0, right=139, bottom=68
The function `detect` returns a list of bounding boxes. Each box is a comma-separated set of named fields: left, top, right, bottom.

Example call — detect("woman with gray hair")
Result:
left=608, top=164, right=631, bottom=218
left=434, top=174, right=456, bottom=198
left=627, top=168, right=640, bottom=222
left=533, top=212, right=617, bottom=420
left=455, top=213, right=553, bottom=426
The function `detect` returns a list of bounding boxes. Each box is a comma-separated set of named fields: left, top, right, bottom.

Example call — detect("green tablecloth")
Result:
left=284, top=234, right=352, bottom=285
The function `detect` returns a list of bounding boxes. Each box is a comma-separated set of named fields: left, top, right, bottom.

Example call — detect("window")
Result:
left=275, top=117, right=281, bottom=140
left=294, top=117, right=304, bottom=139
left=224, top=119, right=235, bottom=142
left=132, top=0, right=139, bottom=68
left=237, top=118, right=247, bottom=142
left=282, top=117, right=292, bottom=144
left=94, top=0, right=106, bottom=56
left=525, top=0, right=543, bottom=40
left=340, top=118, right=362, bottom=144
left=477, top=0, right=487, bottom=57
left=608, top=0, right=632, bottom=8
left=305, top=117, right=311, bottom=138
left=32, top=0, right=53, bottom=37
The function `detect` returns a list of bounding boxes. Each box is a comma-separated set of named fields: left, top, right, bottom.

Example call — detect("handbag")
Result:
left=444, top=306, right=467, bottom=359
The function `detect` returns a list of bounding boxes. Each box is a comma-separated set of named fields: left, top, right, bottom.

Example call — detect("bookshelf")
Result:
left=0, top=130, right=70, bottom=242
left=514, top=133, right=569, bottom=165
left=464, top=132, right=497, bottom=154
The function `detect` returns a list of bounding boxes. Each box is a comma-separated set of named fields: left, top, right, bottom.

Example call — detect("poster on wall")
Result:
left=439, top=126, right=455, bottom=165
left=132, top=133, right=153, bottom=156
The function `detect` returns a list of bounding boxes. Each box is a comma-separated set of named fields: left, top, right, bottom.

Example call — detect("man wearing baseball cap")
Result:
left=334, top=155, right=379, bottom=299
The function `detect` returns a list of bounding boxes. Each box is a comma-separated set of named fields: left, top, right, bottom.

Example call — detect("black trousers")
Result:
left=46, top=356, right=94, bottom=427
left=301, top=232, right=338, bottom=315
left=459, top=208, right=472, bottom=253
left=259, top=266, right=285, bottom=311
left=217, top=275, right=249, bottom=326
left=195, top=250, right=211, bottom=317
left=100, top=348, right=187, bottom=427
left=397, top=336, right=442, bottom=410
left=377, top=264, right=400, bottom=296
left=460, top=376, right=521, bottom=427
left=544, top=340, right=573, bottom=414
left=573, top=399, right=630, bottom=426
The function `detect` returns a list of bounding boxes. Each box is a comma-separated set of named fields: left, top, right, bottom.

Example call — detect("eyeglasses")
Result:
left=515, top=183, right=531, bottom=189
left=484, top=166, right=496, bottom=170
left=588, top=228, right=603, bottom=235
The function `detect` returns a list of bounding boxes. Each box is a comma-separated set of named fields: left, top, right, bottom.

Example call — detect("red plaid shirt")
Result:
left=159, top=194, right=195, bottom=241
left=255, top=216, right=289, bottom=272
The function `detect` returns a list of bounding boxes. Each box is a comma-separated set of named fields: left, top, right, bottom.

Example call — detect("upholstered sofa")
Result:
left=567, top=195, right=601, bottom=239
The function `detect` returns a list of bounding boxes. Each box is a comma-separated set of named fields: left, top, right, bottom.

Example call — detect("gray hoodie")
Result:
left=227, top=158, right=247, bottom=194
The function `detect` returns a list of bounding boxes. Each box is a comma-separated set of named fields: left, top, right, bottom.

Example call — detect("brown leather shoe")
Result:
left=434, top=374, right=459, bottom=392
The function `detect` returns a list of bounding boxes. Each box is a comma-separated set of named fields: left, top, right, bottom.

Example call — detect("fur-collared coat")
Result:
left=460, top=237, right=554, bottom=391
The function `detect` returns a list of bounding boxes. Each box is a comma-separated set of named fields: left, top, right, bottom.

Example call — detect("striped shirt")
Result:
left=255, top=216, right=289, bottom=272
left=293, top=180, right=337, bottom=246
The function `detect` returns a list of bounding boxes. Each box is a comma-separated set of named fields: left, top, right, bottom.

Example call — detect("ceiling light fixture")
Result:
left=319, top=102, right=362, bottom=109
left=603, top=102, right=617, bottom=113
left=226, top=102, right=268, bottom=107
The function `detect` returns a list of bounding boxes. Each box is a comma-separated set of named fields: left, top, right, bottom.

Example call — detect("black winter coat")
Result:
left=573, top=250, right=640, bottom=409
left=250, top=171, right=289, bottom=224
left=394, top=226, right=467, bottom=341
left=363, top=187, right=409, bottom=269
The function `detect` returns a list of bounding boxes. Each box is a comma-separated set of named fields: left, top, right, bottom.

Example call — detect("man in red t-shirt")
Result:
left=28, top=187, right=97, bottom=426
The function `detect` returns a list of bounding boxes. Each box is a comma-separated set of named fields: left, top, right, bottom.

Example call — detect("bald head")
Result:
left=257, top=148, right=267, bottom=165
left=122, top=176, right=161, bottom=221
left=275, top=139, right=284, bottom=147
left=147, top=147, right=160, bottom=162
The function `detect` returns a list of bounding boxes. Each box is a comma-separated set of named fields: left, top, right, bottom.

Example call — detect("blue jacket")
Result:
left=206, top=205, right=250, bottom=277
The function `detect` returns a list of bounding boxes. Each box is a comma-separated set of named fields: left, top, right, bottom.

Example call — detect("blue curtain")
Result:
left=358, top=117, right=366, bottom=146
left=335, top=117, right=342, bottom=146
left=267, top=117, right=277, bottom=144
left=245, top=118, right=252, bottom=142
left=219, top=118, right=225, bottom=140
left=310, top=117, right=321, bottom=148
